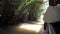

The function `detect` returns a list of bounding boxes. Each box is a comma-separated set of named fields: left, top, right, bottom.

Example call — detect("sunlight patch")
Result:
left=17, top=23, right=43, bottom=33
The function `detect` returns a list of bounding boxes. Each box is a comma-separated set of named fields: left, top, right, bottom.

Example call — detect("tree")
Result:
left=0, top=0, right=49, bottom=25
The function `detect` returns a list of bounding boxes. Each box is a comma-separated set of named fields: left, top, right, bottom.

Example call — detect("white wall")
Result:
left=44, top=6, right=60, bottom=23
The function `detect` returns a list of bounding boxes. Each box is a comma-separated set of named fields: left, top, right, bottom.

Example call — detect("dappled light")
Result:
left=17, top=23, right=43, bottom=33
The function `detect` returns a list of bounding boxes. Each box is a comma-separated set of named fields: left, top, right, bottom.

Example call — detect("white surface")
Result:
left=44, top=6, right=60, bottom=23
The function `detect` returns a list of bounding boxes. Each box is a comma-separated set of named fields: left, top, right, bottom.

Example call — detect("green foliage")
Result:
left=26, top=0, right=35, bottom=6
left=1, top=0, right=48, bottom=22
left=15, top=0, right=46, bottom=21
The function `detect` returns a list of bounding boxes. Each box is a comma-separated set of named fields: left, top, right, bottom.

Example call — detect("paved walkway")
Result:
left=0, top=23, right=44, bottom=34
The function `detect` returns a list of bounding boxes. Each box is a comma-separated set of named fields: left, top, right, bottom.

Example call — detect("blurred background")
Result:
left=0, top=0, right=60, bottom=34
